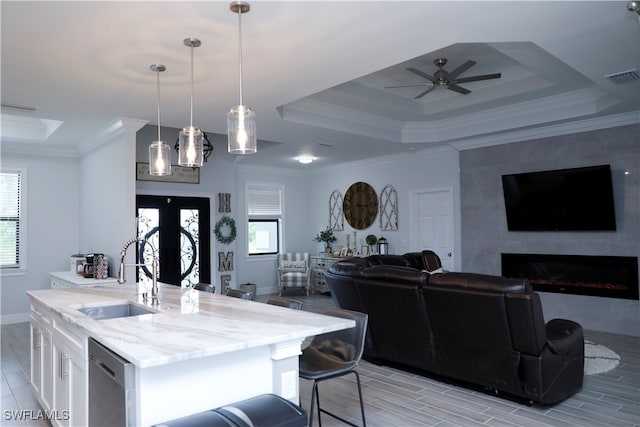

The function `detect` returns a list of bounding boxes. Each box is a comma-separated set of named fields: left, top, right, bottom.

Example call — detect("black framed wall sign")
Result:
left=136, top=162, right=200, bottom=184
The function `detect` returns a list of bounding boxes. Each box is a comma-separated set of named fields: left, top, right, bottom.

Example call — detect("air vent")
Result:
left=316, top=142, right=335, bottom=148
left=605, top=69, right=640, bottom=84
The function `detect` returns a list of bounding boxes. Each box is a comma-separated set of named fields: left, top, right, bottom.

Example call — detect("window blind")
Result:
left=0, top=171, right=21, bottom=268
left=247, top=185, right=282, bottom=216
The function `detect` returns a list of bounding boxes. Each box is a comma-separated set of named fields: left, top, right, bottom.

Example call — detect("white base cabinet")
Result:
left=30, top=301, right=88, bottom=427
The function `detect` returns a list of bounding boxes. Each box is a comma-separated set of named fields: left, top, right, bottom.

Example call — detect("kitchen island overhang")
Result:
left=27, top=283, right=354, bottom=426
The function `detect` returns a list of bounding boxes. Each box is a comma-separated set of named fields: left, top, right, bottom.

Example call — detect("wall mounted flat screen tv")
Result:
left=502, top=164, right=616, bottom=231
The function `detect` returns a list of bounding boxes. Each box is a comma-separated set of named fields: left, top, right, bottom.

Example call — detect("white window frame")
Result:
left=1, top=166, right=27, bottom=276
left=245, top=183, right=284, bottom=257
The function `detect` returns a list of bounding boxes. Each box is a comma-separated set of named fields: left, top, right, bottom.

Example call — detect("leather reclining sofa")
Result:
left=324, top=253, right=584, bottom=405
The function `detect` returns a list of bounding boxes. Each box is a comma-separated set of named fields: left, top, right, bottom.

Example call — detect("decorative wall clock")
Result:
left=343, top=182, right=378, bottom=229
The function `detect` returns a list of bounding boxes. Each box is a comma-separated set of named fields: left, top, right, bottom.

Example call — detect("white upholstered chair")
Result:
left=276, top=253, right=311, bottom=296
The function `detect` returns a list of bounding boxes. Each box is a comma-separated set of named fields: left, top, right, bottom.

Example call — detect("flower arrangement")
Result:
left=313, top=226, right=337, bottom=244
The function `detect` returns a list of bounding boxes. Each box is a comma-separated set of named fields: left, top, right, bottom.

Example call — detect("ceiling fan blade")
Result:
left=384, top=84, right=429, bottom=89
left=406, top=67, right=434, bottom=81
left=447, top=84, right=471, bottom=95
left=414, top=86, right=437, bottom=99
left=448, top=60, right=476, bottom=79
left=453, top=73, right=502, bottom=84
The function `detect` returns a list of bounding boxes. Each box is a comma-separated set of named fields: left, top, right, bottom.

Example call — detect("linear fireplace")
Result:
left=501, top=253, right=639, bottom=300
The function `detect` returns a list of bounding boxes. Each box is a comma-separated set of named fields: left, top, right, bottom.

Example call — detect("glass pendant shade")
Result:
left=178, top=126, right=204, bottom=167
left=148, top=63, right=171, bottom=176
left=178, top=38, right=205, bottom=167
left=227, top=105, right=257, bottom=154
left=149, top=141, right=171, bottom=176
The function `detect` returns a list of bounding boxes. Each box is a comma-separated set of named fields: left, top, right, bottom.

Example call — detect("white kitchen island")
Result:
left=27, top=283, right=354, bottom=426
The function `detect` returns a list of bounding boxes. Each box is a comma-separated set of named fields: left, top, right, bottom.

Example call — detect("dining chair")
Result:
left=193, top=283, right=215, bottom=293
left=266, top=296, right=303, bottom=310
left=299, top=308, right=368, bottom=427
left=225, top=288, right=254, bottom=300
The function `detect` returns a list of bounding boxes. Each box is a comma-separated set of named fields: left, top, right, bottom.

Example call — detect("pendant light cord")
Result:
left=190, top=44, right=195, bottom=127
left=238, top=8, right=244, bottom=105
left=156, top=69, right=162, bottom=141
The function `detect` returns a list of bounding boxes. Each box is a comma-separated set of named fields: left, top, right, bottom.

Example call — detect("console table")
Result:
left=310, top=256, right=342, bottom=294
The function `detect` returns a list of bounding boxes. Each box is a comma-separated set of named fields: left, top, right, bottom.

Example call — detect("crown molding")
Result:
left=448, top=111, right=640, bottom=151
left=78, top=117, right=147, bottom=156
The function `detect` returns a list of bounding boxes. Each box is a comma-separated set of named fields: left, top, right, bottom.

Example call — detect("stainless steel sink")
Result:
left=76, top=303, right=156, bottom=320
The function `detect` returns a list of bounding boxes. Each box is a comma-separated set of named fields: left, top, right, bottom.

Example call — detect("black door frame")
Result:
left=136, top=195, right=211, bottom=286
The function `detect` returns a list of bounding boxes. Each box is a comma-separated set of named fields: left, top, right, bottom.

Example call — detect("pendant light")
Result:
left=178, top=38, right=204, bottom=167
left=148, top=64, right=171, bottom=176
left=227, top=1, right=257, bottom=154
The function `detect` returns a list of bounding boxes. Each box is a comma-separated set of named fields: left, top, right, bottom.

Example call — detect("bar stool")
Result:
left=299, top=308, right=368, bottom=427
left=225, top=288, right=253, bottom=300
left=194, top=283, right=215, bottom=293
left=266, top=296, right=302, bottom=310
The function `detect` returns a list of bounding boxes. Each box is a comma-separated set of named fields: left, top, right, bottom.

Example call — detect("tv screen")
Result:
left=502, top=164, right=616, bottom=231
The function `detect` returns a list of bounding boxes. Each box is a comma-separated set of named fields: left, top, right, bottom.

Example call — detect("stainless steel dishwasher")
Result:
left=88, top=337, right=136, bottom=426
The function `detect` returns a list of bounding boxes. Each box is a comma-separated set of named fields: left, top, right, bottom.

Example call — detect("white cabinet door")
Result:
left=51, top=318, right=87, bottom=427
left=52, top=342, right=70, bottom=427
left=29, top=322, right=42, bottom=396
left=69, top=350, right=86, bottom=426
left=41, top=329, right=53, bottom=412
left=30, top=306, right=53, bottom=412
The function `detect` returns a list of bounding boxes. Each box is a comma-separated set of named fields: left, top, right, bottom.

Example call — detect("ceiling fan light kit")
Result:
left=386, top=57, right=502, bottom=99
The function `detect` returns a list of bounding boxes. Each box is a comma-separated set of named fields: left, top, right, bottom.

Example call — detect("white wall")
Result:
left=80, top=119, right=143, bottom=267
left=1, top=118, right=143, bottom=324
left=306, top=147, right=462, bottom=270
left=234, top=165, right=311, bottom=294
left=0, top=153, right=80, bottom=323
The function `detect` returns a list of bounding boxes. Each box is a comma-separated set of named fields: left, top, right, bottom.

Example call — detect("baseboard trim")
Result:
left=2, top=312, right=29, bottom=325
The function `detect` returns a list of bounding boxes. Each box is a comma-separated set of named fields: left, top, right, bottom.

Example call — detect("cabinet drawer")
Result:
left=53, top=317, right=84, bottom=357
left=31, top=303, right=51, bottom=326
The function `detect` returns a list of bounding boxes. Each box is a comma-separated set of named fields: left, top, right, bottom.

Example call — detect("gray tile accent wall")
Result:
left=460, top=124, right=639, bottom=336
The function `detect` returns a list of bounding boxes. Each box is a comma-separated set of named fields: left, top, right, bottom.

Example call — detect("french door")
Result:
left=136, top=195, right=210, bottom=287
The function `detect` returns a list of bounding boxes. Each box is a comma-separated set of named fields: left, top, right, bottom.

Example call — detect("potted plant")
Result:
left=314, top=226, right=337, bottom=255
left=365, top=234, right=377, bottom=254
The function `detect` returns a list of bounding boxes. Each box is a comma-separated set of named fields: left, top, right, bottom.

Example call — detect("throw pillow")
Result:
left=281, top=261, right=306, bottom=270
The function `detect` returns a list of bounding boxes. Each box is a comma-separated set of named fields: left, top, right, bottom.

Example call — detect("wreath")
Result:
left=214, top=216, right=236, bottom=245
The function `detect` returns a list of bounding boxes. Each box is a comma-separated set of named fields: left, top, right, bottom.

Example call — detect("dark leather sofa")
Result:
left=325, top=253, right=584, bottom=405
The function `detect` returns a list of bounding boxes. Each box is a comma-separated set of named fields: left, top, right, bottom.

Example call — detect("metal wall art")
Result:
left=136, top=162, right=200, bottom=184
left=329, top=190, right=344, bottom=231
left=218, top=193, right=231, bottom=213
left=379, top=184, right=398, bottom=231
left=220, top=274, right=232, bottom=294
left=218, top=251, right=234, bottom=271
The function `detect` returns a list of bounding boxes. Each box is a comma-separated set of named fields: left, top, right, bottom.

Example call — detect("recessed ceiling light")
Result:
left=296, top=155, right=314, bottom=164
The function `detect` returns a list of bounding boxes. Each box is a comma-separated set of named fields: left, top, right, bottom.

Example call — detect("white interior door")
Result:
left=410, top=189, right=454, bottom=271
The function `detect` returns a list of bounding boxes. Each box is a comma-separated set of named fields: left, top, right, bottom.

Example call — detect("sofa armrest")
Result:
left=545, top=319, right=583, bottom=354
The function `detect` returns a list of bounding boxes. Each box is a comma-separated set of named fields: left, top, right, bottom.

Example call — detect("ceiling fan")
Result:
left=385, top=58, right=502, bottom=99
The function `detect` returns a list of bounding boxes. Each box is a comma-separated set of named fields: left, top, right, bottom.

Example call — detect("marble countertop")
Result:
left=27, top=283, right=354, bottom=368
left=50, top=270, right=119, bottom=285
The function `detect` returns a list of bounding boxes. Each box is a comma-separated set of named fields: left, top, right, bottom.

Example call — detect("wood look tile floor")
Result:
left=2, top=294, right=638, bottom=427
